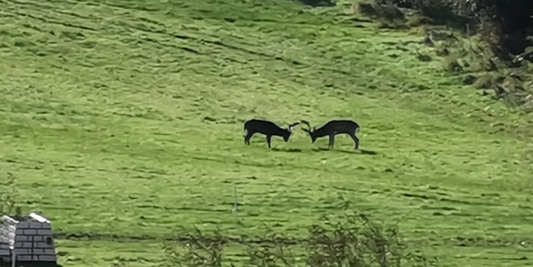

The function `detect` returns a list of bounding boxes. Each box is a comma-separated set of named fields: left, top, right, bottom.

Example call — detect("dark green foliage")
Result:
left=376, top=0, right=474, bottom=30
left=354, top=0, right=533, bottom=112
left=159, top=211, right=436, bottom=267
left=373, top=0, right=533, bottom=57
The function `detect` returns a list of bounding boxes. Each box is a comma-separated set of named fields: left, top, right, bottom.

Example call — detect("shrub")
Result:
left=0, top=172, right=22, bottom=217
left=159, top=196, right=437, bottom=267
left=352, top=0, right=533, bottom=112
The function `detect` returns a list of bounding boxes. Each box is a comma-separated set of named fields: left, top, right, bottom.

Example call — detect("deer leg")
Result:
left=328, top=134, right=335, bottom=149
left=266, top=135, right=272, bottom=149
left=348, top=132, right=360, bottom=150
left=244, top=131, right=255, bottom=145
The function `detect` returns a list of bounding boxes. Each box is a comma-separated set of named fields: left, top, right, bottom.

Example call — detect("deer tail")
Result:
left=356, top=126, right=360, bottom=134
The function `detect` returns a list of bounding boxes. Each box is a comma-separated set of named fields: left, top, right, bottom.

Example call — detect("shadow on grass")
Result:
left=294, top=0, right=335, bottom=7
left=271, top=147, right=303, bottom=153
left=311, top=148, right=378, bottom=155
left=360, top=149, right=378, bottom=155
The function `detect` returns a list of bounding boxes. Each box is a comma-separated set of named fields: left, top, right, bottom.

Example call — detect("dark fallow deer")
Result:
left=244, top=119, right=300, bottom=149
left=301, top=119, right=360, bottom=150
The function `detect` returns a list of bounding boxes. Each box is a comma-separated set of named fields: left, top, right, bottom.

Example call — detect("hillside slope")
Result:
left=1, top=0, right=532, bottom=266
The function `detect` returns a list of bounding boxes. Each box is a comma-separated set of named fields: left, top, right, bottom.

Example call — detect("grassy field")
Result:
left=1, top=0, right=533, bottom=266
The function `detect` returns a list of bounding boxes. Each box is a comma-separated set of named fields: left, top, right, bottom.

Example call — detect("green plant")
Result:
left=157, top=196, right=436, bottom=267
left=244, top=228, right=296, bottom=267
left=0, top=172, right=21, bottom=217
left=161, top=227, right=225, bottom=267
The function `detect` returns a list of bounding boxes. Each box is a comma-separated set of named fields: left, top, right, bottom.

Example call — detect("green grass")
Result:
left=1, top=0, right=533, bottom=266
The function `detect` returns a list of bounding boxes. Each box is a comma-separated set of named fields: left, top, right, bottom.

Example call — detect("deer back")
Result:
left=314, top=120, right=359, bottom=136
left=245, top=119, right=288, bottom=136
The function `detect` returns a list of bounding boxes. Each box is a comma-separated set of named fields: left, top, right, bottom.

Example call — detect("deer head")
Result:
left=283, top=122, right=300, bottom=141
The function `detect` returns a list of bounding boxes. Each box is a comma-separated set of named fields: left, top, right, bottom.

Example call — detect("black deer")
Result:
left=301, top=119, right=360, bottom=150
left=244, top=119, right=300, bottom=149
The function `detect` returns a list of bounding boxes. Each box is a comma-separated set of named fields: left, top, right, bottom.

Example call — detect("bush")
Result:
left=156, top=196, right=437, bottom=267
left=352, top=0, right=533, bottom=112
left=0, top=172, right=22, bottom=218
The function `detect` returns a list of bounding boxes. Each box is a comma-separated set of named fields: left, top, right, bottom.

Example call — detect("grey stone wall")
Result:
left=0, top=213, right=57, bottom=263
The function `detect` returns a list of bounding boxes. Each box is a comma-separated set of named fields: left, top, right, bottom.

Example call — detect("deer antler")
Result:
left=300, top=120, right=312, bottom=132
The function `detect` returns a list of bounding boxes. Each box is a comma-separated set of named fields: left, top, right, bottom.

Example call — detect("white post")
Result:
left=11, top=249, right=15, bottom=267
